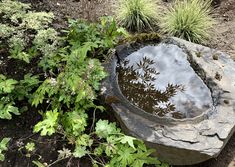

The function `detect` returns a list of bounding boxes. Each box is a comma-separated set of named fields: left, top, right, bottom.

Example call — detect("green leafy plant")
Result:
left=32, top=41, right=108, bottom=138
left=115, top=0, right=159, bottom=32
left=0, top=74, right=39, bottom=119
left=34, top=109, right=59, bottom=136
left=0, top=138, right=10, bottom=161
left=0, top=1, right=166, bottom=164
left=0, top=75, right=18, bottom=94
left=0, top=75, right=20, bottom=119
left=67, top=17, right=127, bottom=55
left=82, top=119, right=164, bottom=166
left=0, top=0, right=60, bottom=63
left=94, top=120, right=155, bottom=166
left=25, top=142, right=35, bottom=152
left=24, top=142, right=36, bottom=157
left=33, top=18, right=166, bottom=166
left=160, top=0, right=215, bottom=43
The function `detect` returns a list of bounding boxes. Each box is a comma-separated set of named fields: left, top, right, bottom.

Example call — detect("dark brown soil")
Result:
left=0, top=110, right=92, bottom=167
left=209, top=0, right=235, bottom=59
left=0, top=0, right=234, bottom=167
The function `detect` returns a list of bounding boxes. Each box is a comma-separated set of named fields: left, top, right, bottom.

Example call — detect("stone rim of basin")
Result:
left=105, top=39, right=214, bottom=125
left=101, top=37, right=235, bottom=165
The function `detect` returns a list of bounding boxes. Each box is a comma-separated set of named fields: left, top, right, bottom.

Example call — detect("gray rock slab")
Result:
left=101, top=37, right=235, bottom=165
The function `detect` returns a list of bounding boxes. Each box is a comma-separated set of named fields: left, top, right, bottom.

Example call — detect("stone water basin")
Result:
left=117, top=44, right=213, bottom=119
left=101, top=38, right=235, bottom=165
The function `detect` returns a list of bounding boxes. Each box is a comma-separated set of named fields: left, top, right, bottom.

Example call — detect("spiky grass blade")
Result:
left=116, top=0, right=159, bottom=32
left=161, top=0, right=215, bottom=43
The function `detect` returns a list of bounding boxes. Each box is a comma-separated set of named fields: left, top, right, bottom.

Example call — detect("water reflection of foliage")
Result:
left=118, top=56, right=185, bottom=117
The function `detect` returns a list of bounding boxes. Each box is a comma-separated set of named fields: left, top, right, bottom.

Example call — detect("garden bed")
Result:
left=19, top=0, right=235, bottom=58
left=0, top=0, right=234, bottom=166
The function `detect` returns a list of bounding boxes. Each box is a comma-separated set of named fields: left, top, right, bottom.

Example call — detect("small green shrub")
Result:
left=0, top=0, right=59, bottom=63
left=0, top=0, right=166, bottom=164
left=32, top=18, right=166, bottom=166
left=0, top=74, right=40, bottom=119
left=115, top=0, right=159, bottom=32
left=0, top=138, right=10, bottom=161
left=161, top=0, right=215, bottom=43
left=67, top=17, right=127, bottom=52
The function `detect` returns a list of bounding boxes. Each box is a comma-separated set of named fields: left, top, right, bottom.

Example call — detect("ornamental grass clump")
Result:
left=116, top=0, right=159, bottom=32
left=161, top=0, right=215, bottom=43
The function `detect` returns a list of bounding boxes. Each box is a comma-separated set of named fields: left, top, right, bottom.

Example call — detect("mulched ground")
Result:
left=0, top=0, right=234, bottom=167
left=209, top=0, right=235, bottom=59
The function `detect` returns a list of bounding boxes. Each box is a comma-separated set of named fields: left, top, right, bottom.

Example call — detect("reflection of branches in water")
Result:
left=118, top=56, right=185, bottom=117
left=153, top=102, right=175, bottom=117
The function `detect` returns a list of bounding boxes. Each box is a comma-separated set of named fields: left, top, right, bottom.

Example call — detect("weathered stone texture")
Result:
left=101, top=38, right=235, bottom=165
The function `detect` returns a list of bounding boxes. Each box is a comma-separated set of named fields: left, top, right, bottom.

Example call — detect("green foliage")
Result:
left=116, top=0, right=159, bottom=32
left=32, top=40, right=108, bottom=137
left=95, top=119, right=121, bottom=138
left=17, top=74, right=40, bottom=101
left=33, top=28, right=59, bottom=56
left=21, top=12, right=54, bottom=30
left=32, top=161, right=46, bottom=167
left=0, top=1, right=166, bottom=164
left=32, top=18, right=110, bottom=140
left=32, top=17, right=165, bottom=166
left=93, top=120, right=164, bottom=166
left=69, top=119, right=166, bottom=166
left=73, top=145, right=89, bottom=158
left=160, top=0, right=215, bottom=43
left=0, top=74, right=39, bottom=119
left=34, top=109, right=59, bottom=136
left=58, top=148, right=72, bottom=159
left=62, top=110, right=88, bottom=137
left=0, top=75, right=19, bottom=119
left=32, top=43, right=107, bottom=109
left=25, top=142, right=35, bottom=152
left=0, top=104, right=20, bottom=120
left=0, top=0, right=30, bottom=18
left=0, top=0, right=60, bottom=63
left=67, top=17, right=127, bottom=54
left=0, top=138, right=10, bottom=161
left=0, top=75, right=18, bottom=94
left=0, top=24, right=15, bottom=38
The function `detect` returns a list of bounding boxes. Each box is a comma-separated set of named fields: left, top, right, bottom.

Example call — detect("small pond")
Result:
left=117, top=44, right=213, bottom=119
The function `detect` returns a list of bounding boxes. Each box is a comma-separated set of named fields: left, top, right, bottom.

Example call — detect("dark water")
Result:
left=117, top=44, right=213, bottom=119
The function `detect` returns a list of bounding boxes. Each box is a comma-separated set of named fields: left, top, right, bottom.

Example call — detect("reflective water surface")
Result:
left=117, top=44, right=213, bottom=119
